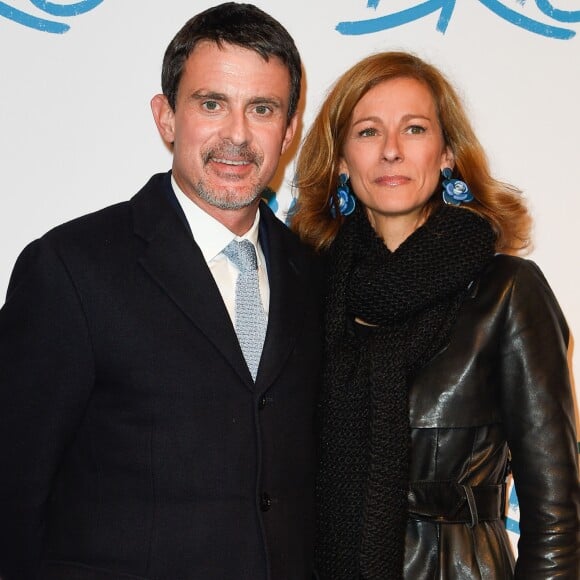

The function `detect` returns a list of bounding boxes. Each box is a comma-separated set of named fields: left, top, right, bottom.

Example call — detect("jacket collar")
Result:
left=131, top=172, right=311, bottom=392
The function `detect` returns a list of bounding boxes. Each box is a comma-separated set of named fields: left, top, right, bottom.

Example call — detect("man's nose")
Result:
left=219, top=109, right=250, bottom=146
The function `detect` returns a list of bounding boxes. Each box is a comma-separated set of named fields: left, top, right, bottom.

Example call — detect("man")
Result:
left=0, top=4, right=322, bottom=579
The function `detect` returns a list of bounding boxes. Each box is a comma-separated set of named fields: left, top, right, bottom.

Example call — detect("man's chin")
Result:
left=199, top=191, right=261, bottom=211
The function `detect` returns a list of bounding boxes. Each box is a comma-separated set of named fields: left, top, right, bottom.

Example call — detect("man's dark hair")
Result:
left=161, top=2, right=302, bottom=123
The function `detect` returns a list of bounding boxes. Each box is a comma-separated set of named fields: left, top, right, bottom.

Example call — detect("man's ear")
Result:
left=151, top=94, right=175, bottom=144
left=280, top=114, right=299, bottom=155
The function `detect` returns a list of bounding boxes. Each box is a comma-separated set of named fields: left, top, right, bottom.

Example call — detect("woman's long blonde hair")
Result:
left=291, top=51, right=531, bottom=253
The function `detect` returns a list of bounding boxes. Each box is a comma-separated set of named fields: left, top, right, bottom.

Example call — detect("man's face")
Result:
left=153, top=41, right=297, bottom=215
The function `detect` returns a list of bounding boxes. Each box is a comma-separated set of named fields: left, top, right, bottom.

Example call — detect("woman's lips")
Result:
left=375, top=175, right=410, bottom=187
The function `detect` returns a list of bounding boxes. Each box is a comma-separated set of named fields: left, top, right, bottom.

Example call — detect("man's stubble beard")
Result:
left=194, top=178, right=263, bottom=210
left=195, top=142, right=266, bottom=210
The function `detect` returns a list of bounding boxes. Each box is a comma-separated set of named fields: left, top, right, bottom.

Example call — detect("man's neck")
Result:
left=193, top=198, right=261, bottom=237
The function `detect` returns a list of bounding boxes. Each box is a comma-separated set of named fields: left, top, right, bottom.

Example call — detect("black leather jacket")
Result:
left=404, top=255, right=579, bottom=579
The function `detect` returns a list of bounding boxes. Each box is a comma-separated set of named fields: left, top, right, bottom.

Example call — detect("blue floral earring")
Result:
left=441, top=168, right=473, bottom=206
left=330, top=173, right=356, bottom=217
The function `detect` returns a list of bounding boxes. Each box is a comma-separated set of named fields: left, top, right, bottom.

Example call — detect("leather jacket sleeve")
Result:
left=498, top=259, right=579, bottom=578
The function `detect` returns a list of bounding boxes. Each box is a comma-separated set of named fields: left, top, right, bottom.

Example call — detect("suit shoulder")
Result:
left=43, top=200, right=132, bottom=247
left=260, top=202, right=317, bottom=257
left=3, top=201, right=131, bottom=303
left=26, top=201, right=137, bottom=279
left=40, top=172, right=170, bottom=247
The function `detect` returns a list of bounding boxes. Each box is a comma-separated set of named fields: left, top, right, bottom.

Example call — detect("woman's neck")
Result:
left=367, top=209, right=428, bottom=251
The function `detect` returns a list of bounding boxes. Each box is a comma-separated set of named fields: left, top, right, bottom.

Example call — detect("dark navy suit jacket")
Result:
left=0, top=173, right=323, bottom=580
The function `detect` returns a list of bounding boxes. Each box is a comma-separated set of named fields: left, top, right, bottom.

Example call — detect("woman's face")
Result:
left=339, top=77, right=453, bottom=240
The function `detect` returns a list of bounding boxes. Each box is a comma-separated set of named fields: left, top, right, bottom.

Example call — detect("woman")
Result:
left=292, top=52, right=579, bottom=579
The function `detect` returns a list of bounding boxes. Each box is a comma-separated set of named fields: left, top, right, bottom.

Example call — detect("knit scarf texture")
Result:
left=315, top=204, right=495, bottom=580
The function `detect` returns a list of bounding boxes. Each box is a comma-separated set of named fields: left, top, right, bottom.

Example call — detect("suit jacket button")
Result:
left=258, top=395, right=267, bottom=410
left=260, top=492, right=272, bottom=512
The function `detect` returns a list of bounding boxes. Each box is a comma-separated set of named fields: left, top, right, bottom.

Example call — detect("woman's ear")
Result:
left=441, top=146, right=455, bottom=171
left=338, top=158, right=349, bottom=176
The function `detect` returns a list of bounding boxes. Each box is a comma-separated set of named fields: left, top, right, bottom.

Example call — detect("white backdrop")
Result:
left=1, top=0, right=579, bottom=545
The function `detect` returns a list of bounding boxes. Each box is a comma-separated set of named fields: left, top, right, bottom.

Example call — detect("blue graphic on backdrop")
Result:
left=337, top=1, right=580, bottom=40
left=506, top=483, right=520, bottom=534
left=262, top=188, right=297, bottom=226
left=0, top=0, right=103, bottom=33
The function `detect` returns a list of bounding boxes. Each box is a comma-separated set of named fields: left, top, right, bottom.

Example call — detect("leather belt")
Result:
left=408, top=480, right=506, bottom=527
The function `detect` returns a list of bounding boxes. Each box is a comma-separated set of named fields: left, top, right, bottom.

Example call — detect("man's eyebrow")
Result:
left=250, top=97, right=282, bottom=107
left=248, top=97, right=283, bottom=108
left=190, top=90, right=227, bottom=101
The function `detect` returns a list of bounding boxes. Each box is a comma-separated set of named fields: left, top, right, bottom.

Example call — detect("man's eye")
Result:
left=254, top=104, right=272, bottom=115
left=202, top=101, right=220, bottom=111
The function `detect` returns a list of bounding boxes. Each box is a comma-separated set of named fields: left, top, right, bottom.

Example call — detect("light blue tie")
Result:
left=222, top=240, right=268, bottom=380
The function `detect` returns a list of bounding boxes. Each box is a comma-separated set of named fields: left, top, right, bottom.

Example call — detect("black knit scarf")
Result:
left=316, top=204, right=495, bottom=580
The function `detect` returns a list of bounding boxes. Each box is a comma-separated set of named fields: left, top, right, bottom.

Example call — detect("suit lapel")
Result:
left=255, top=204, right=310, bottom=391
left=131, top=174, right=254, bottom=390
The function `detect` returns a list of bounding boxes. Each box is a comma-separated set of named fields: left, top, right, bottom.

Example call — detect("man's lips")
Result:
left=207, top=157, right=255, bottom=179
left=211, top=158, right=252, bottom=166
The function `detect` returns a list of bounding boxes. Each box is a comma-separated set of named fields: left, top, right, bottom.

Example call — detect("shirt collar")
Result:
left=171, top=175, right=261, bottom=263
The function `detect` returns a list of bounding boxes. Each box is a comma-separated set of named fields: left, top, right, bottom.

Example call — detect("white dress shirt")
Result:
left=171, top=176, right=270, bottom=325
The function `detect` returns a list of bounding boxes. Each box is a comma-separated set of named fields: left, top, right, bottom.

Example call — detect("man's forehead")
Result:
left=180, top=41, right=292, bottom=102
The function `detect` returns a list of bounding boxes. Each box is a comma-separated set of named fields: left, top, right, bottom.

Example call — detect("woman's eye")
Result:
left=407, top=125, right=426, bottom=134
left=358, top=127, right=377, bottom=137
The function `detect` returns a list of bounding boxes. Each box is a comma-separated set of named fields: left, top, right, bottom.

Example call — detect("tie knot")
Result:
left=223, top=239, right=258, bottom=273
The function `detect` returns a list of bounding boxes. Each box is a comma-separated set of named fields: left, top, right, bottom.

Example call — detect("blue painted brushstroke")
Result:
left=478, top=0, right=575, bottom=38
left=337, top=0, right=455, bottom=35
left=0, top=0, right=104, bottom=33
left=0, top=1, right=69, bottom=33
left=535, top=0, right=580, bottom=23
left=336, top=0, right=576, bottom=39
left=28, top=0, right=104, bottom=17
